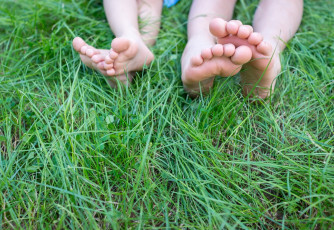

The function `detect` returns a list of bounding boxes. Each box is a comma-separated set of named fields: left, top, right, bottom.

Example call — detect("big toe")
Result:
left=73, top=37, right=86, bottom=52
left=111, top=37, right=132, bottom=53
left=231, top=45, right=252, bottom=65
left=209, top=18, right=228, bottom=38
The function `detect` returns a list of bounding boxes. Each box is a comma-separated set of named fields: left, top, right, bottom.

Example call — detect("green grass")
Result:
left=1, top=0, right=334, bottom=229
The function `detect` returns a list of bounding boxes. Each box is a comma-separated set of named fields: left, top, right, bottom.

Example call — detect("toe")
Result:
left=97, top=62, right=105, bottom=70
left=231, top=45, right=252, bottom=65
left=104, top=63, right=114, bottom=70
left=201, top=48, right=213, bottom=60
left=105, top=55, right=114, bottom=64
left=227, top=20, right=242, bottom=35
left=111, top=37, right=131, bottom=53
left=99, top=69, right=108, bottom=76
left=223, top=43, right=236, bottom=57
left=191, top=55, right=204, bottom=66
left=248, top=32, right=263, bottom=46
left=211, top=44, right=224, bottom=57
left=257, top=41, right=273, bottom=56
left=209, top=18, right=228, bottom=38
left=86, top=48, right=98, bottom=58
left=107, top=69, right=116, bottom=76
left=237, top=25, right=253, bottom=39
left=91, top=54, right=105, bottom=63
left=80, top=45, right=88, bottom=55
left=109, top=51, right=118, bottom=59
left=72, top=37, right=86, bottom=52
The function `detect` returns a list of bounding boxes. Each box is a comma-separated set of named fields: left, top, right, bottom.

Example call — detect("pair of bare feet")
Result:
left=73, top=18, right=281, bottom=98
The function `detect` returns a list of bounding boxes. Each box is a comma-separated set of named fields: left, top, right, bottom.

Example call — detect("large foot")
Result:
left=210, top=18, right=282, bottom=99
left=181, top=37, right=252, bottom=97
left=103, top=35, right=154, bottom=77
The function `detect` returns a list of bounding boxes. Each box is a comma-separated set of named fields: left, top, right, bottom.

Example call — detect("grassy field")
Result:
left=1, top=0, right=334, bottom=229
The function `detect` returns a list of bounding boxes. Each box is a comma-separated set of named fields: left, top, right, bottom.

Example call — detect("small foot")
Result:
left=182, top=37, right=252, bottom=97
left=209, top=18, right=282, bottom=98
left=103, top=36, right=154, bottom=77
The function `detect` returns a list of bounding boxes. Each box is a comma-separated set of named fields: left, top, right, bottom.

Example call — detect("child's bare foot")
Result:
left=72, top=37, right=134, bottom=88
left=103, top=34, right=154, bottom=77
left=181, top=37, right=252, bottom=97
left=210, top=18, right=282, bottom=99
left=72, top=37, right=109, bottom=75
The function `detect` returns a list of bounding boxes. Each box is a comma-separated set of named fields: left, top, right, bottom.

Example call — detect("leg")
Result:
left=241, top=0, right=303, bottom=98
left=102, top=0, right=159, bottom=86
left=253, top=0, right=303, bottom=52
left=103, top=0, right=140, bottom=37
left=73, top=0, right=162, bottom=88
left=73, top=0, right=143, bottom=87
left=104, top=0, right=162, bottom=45
left=137, top=0, right=163, bottom=46
left=181, top=0, right=252, bottom=97
left=103, top=0, right=163, bottom=74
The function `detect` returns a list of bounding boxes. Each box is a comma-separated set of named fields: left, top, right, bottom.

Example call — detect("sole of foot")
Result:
left=103, top=36, right=154, bottom=77
left=181, top=37, right=252, bottom=97
left=209, top=18, right=282, bottom=99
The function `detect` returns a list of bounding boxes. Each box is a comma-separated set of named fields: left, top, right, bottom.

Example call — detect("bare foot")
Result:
left=210, top=18, right=282, bottom=99
left=72, top=37, right=109, bottom=75
left=72, top=37, right=134, bottom=88
left=103, top=34, right=154, bottom=77
left=181, top=37, right=252, bottom=97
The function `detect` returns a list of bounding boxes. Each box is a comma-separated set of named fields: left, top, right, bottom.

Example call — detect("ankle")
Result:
left=118, top=28, right=142, bottom=39
left=188, top=35, right=215, bottom=44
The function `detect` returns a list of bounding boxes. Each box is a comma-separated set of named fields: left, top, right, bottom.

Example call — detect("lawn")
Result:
left=1, top=0, right=333, bottom=229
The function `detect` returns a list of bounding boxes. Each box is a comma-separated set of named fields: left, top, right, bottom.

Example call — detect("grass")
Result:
left=0, top=0, right=333, bottom=229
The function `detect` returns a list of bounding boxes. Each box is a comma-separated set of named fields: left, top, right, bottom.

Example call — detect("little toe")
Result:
left=111, top=37, right=131, bottom=53
left=248, top=32, right=263, bottom=46
left=211, top=44, right=224, bottom=57
left=237, top=25, right=253, bottom=39
left=223, top=43, right=236, bottom=57
left=72, top=37, right=86, bottom=52
left=227, top=20, right=242, bottom=35
left=231, top=45, right=252, bottom=65
left=257, top=41, right=273, bottom=56
left=201, top=48, right=213, bottom=60
left=209, top=18, right=228, bottom=38
left=191, top=55, right=204, bottom=66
